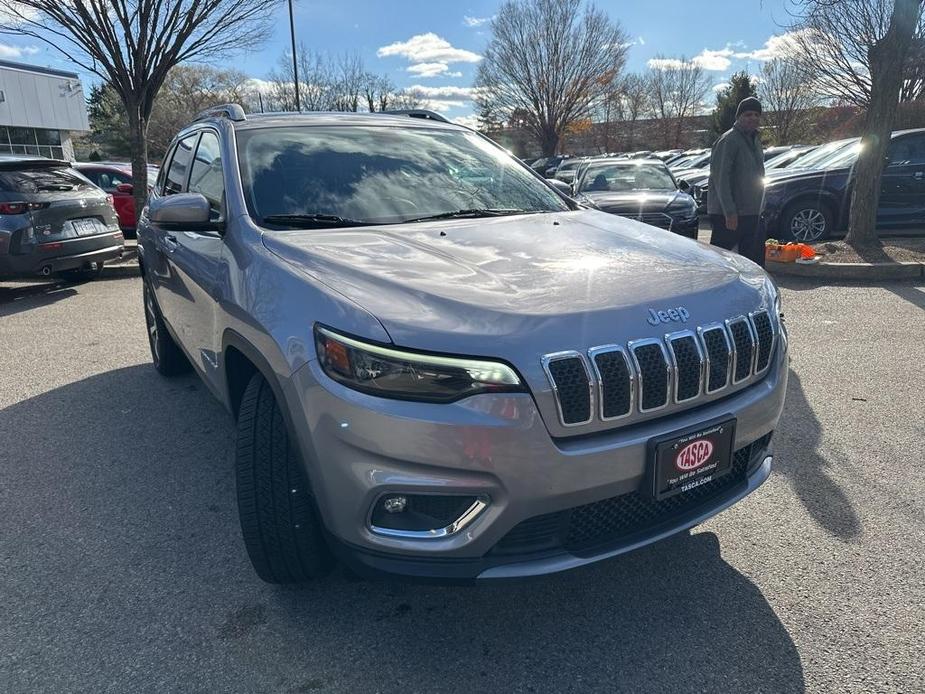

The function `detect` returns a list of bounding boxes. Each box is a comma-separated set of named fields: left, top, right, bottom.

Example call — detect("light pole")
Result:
left=288, top=0, right=300, bottom=111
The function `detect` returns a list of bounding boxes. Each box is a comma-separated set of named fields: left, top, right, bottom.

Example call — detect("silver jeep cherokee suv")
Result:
left=138, top=105, right=787, bottom=583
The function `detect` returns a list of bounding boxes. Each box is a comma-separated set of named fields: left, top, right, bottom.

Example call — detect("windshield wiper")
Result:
left=400, top=208, right=535, bottom=224
left=261, top=213, right=373, bottom=229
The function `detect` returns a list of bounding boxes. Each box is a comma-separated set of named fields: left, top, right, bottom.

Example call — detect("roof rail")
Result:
left=383, top=109, right=450, bottom=124
left=192, top=103, right=247, bottom=123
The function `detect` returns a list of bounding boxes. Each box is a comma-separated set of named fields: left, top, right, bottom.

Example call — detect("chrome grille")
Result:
left=727, top=318, right=756, bottom=383
left=629, top=339, right=670, bottom=412
left=542, top=353, right=593, bottom=426
left=542, top=313, right=777, bottom=428
left=667, top=332, right=703, bottom=403
left=590, top=347, right=634, bottom=420
left=700, top=325, right=731, bottom=393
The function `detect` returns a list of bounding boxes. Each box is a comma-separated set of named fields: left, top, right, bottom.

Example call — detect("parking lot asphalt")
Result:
left=1, top=275, right=924, bottom=693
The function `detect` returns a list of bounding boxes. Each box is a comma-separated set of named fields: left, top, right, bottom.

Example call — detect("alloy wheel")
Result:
left=790, top=208, right=827, bottom=242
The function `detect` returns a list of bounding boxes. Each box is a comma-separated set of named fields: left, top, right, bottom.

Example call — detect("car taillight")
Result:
left=0, top=202, right=43, bottom=215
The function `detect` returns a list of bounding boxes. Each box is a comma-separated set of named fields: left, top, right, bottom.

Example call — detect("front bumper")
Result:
left=284, top=338, right=788, bottom=581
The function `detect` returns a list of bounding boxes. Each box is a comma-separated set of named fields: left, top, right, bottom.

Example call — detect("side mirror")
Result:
left=148, top=193, right=215, bottom=229
left=548, top=179, right=572, bottom=197
left=116, top=183, right=133, bottom=194
left=677, top=179, right=691, bottom=193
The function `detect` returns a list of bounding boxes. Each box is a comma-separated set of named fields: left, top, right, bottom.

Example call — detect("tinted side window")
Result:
left=888, top=135, right=925, bottom=167
left=164, top=134, right=197, bottom=195
left=187, top=131, right=224, bottom=218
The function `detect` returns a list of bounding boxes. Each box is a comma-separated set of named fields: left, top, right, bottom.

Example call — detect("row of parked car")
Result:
left=526, top=128, right=925, bottom=242
left=0, top=157, right=156, bottom=281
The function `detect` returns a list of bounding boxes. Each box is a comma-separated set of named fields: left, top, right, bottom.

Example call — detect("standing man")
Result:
left=707, top=96, right=766, bottom=267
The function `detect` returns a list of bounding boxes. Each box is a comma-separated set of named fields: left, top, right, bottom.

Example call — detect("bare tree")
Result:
left=330, top=53, right=365, bottom=112
left=647, top=57, right=712, bottom=149
left=363, top=74, right=395, bottom=112
left=788, top=1, right=925, bottom=108
left=788, top=0, right=924, bottom=248
left=0, top=0, right=278, bottom=216
left=475, top=0, right=629, bottom=156
left=147, top=65, right=250, bottom=157
left=759, top=58, right=820, bottom=144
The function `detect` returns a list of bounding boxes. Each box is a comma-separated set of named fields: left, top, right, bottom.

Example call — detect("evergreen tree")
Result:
left=711, top=71, right=758, bottom=140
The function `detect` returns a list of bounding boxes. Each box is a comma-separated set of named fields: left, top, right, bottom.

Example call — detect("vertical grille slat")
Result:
left=630, top=341, right=670, bottom=412
left=700, top=326, right=731, bottom=393
left=544, top=354, right=592, bottom=426
left=591, top=348, right=633, bottom=420
left=727, top=318, right=755, bottom=383
left=667, top=333, right=703, bottom=402
left=751, top=311, right=774, bottom=373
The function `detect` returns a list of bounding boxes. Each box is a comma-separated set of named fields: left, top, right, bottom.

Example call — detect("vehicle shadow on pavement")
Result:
left=773, top=369, right=862, bottom=542
left=0, top=280, right=78, bottom=317
left=0, top=365, right=804, bottom=693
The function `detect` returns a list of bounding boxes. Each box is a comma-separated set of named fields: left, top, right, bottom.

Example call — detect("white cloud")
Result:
left=377, top=33, right=481, bottom=64
left=407, top=62, right=462, bottom=78
left=463, top=16, right=492, bottom=27
left=733, top=31, right=809, bottom=61
left=451, top=114, right=480, bottom=128
left=692, top=48, right=734, bottom=71
left=0, top=43, right=40, bottom=59
left=243, top=78, right=275, bottom=95
left=712, top=82, right=729, bottom=93
left=647, top=58, right=691, bottom=70
left=405, top=85, right=478, bottom=113
left=0, top=7, right=38, bottom=25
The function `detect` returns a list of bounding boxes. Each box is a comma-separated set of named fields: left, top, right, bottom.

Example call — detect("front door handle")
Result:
left=914, top=171, right=924, bottom=180
left=163, top=233, right=178, bottom=251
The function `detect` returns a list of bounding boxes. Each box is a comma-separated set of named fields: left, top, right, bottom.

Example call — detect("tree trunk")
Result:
left=845, top=0, right=922, bottom=249
left=540, top=127, right=559, bottom=157
left=127, top=105, right=150, bottom=228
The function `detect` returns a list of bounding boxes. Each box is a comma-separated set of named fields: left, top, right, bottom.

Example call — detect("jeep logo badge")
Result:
left=647, top=307, right=691, bottom=325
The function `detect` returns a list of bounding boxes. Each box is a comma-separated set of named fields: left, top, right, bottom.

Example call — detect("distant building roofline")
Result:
left=0, top=59, right=80, bottom=80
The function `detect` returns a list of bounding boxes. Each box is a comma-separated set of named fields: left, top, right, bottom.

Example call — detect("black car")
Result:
left=0, top=156, right=124, bottom=280
left=573, top=159, right=699, bottom=238
left=762, top=129, right=925, bottom=241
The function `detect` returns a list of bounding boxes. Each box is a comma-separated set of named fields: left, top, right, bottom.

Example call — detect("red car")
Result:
left=74, top=162, right=157, bottom=237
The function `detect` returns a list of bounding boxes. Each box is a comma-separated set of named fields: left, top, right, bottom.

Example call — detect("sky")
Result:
left=0, top=0, right=802, bottom=126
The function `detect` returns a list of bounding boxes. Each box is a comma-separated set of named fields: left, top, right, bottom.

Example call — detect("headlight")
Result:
left=314, top=326, right=525, bottom=403
left=667, top=197, right=697, bottom=215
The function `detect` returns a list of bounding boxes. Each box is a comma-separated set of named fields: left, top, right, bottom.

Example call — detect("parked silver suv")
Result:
left=138, top=105, right=788, bottom=583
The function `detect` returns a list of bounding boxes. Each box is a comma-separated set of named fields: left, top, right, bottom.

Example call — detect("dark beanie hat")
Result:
left=736, top=96, right=762, bottom=118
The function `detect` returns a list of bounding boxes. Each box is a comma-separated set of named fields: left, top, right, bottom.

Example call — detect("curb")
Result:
left=766, top=260, right=924, bottom=281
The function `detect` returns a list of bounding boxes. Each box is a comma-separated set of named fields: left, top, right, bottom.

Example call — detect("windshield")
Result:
left=0, top=166, right=96, bottom=194
left=237, top=126, right=569, bottom=228
left=790, top=139, right=857, bottom=170
left=766, top=147, right=815, bottom=169
left=577, top=164, right=676, bottom=193
left=818, top=142, right=862, bottom=170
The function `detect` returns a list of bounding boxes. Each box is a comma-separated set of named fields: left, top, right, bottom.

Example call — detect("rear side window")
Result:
left=0, top=166, right=95, bottom=194
left=187, top=131, right=224, bottom=218
left=163, top=134, right=197, bottom=195
left=888, top=135, right=925, bottom=166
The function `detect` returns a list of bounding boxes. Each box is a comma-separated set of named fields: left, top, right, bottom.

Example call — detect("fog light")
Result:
left=369, top=494, right=484, bottom=537
left=382, top=495, right=407, bottom=514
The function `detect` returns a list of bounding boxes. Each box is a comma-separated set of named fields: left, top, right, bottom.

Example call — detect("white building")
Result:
left=0, top=59, right=89, bottom=161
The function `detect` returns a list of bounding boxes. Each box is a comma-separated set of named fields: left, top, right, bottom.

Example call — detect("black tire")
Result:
left=780, top=200, right=834, bottom=243
left=142, top=278, right=190, bottom=376
left=59, top=260, right=105, bottom=283
left=235, top=372, right=333, bottom=583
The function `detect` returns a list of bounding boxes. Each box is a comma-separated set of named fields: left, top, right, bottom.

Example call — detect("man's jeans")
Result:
left=709, top=214, right=765, bottom=268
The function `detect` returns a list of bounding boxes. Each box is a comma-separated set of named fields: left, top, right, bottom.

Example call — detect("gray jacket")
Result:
left=707, top=125, right=765, bottom=216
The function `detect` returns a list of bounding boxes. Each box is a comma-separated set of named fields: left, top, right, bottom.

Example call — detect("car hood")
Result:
left=262, top=209, right=769, bottom=357
left=580, top=191, right=684, bottom=213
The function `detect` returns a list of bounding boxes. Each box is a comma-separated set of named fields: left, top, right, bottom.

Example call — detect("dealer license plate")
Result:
left=650, top=418, right=736, bottom=501
left=70, top=218, right=103, bottom=236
